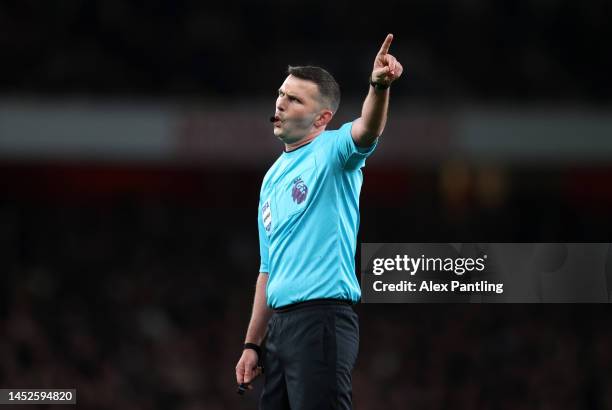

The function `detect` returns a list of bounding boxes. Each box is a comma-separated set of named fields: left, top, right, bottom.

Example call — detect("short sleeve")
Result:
left=258, top=200, right=270, bottom=273
left=334, top=121, right=378, bottom=171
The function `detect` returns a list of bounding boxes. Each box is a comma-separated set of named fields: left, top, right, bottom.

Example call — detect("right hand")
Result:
left=235, top=349, right=262, bottom=389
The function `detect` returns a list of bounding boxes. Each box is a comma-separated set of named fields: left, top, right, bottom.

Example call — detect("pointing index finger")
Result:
left=378, top=33, right=394, bottom=55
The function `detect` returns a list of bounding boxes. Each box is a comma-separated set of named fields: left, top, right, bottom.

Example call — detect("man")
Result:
left=235, top=34, right=403, bottom=409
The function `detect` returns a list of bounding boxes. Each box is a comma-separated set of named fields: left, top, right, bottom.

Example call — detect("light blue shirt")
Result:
left=258, top=121, right=377, bottom=308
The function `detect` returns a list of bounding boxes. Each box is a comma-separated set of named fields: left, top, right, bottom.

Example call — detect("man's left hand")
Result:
left=371, top=33, right=403, bottom=87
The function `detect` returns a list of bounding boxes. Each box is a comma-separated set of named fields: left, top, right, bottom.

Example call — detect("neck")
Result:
left=284, top=128, right=324, bottom=152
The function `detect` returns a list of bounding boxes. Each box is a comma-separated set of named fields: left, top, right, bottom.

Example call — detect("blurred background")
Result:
left=1, top=0, right=612, bottom=409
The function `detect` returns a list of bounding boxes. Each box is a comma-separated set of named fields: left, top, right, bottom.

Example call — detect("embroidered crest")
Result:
left=291, top=177, right=308, bottom=204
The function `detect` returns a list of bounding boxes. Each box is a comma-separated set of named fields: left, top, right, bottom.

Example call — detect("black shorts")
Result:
left=260, top=299, right=359, bottom=410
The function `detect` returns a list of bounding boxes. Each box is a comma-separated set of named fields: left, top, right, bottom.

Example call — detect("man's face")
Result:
left=273, top=75, right=324, bottom=143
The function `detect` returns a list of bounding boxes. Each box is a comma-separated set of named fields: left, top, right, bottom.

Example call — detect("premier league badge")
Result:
left=291, top=177, right=308, bottom=204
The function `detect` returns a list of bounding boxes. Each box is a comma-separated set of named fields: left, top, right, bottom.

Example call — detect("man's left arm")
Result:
left=352, top=33, right=404, bottom=148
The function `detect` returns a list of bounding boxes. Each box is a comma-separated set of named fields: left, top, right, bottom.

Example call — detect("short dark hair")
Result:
left=287, top=65, right=341, bottom=113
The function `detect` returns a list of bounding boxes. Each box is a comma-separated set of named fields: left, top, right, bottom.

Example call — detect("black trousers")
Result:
left=259, top=300, right=359, bottom=410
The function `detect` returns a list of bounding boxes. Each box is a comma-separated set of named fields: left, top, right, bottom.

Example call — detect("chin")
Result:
left=273, top=128, right=285, bottom=139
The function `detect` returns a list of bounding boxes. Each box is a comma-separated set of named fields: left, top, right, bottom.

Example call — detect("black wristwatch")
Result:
left=244, top=342, right=261, bottom=357
left=238, top=343, right=265, bottom=395
left=370, top=77, right=390, bottom=90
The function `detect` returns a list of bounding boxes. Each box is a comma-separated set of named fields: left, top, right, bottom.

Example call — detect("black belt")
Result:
left=274, top=298, right=355, bottom=313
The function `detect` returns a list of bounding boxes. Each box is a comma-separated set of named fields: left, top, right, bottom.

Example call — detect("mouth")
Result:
left=272, top=115, right=282, bottom=127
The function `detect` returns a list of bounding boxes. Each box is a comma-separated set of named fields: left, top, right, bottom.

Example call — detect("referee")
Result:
left=235, top=34, right=403, bottom=410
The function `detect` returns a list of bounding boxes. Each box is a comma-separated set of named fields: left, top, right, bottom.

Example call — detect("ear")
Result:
left=314, top=110, right=333, bottom=128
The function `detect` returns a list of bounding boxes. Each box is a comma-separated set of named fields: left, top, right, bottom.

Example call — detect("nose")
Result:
left=276, top=96, right=286, bottom=112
